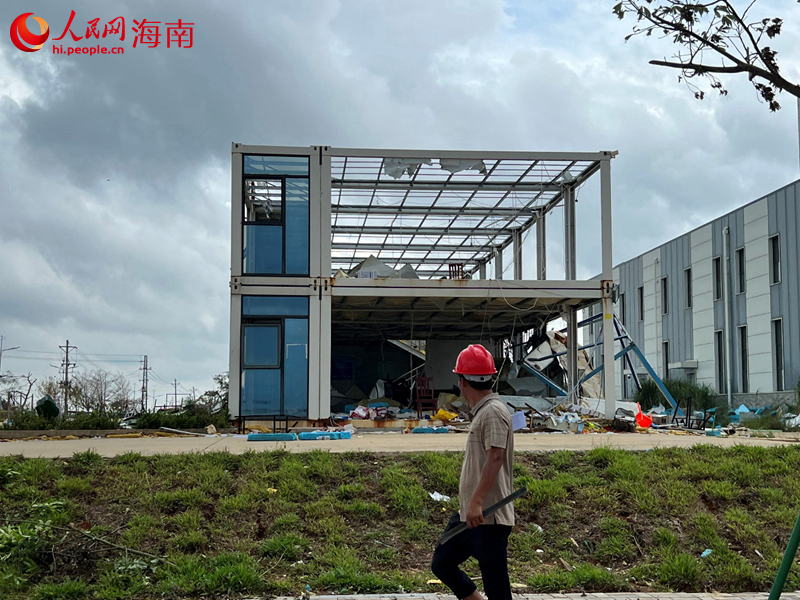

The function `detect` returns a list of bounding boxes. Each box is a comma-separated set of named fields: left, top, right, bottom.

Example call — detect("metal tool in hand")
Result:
left=437, top=487, right=527, bottom=546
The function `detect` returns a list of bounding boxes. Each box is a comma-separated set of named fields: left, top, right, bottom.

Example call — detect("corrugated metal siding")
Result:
left=660, top=234, right=693, bottom=363
left=711, top=212, right=747, bottom=392
left=768, top=181, right=800, bottom=391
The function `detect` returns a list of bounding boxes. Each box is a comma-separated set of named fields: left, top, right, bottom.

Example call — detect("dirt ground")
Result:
left=0, top=430, right=794, bottom=458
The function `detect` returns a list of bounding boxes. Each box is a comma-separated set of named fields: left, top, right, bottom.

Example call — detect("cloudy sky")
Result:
left=1, top=0, right=798, bottom=406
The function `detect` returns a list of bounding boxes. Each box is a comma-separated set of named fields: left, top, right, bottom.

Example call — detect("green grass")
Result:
left=2, top=447, right=800, bottom=598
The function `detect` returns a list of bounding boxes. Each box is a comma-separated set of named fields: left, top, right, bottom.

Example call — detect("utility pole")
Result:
left=139, top=355, right=150, bottom=413
left=59, top=340, right=77, bottom=415
left=0, top=335, right=20, bottom=378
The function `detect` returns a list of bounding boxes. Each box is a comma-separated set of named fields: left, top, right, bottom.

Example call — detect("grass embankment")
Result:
left=2, top=445, right=800, bottom=599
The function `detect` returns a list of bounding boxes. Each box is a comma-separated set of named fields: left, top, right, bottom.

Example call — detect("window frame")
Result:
left=769, top=234, right=781, bottom=285
left=738, top=325, right=749, bottom=393
left=714, top=329, right=726, bottom=393
left=684, top=267, right=693, bottom=309
left=773, top=318, right=784, bottom=391
left=661, top=276, right=669, bottom=315
left=637, top=285, right=644, bottom=322
left=736, top=247, right=746, bottom=295
left=712, top=256, right=722, bottom=301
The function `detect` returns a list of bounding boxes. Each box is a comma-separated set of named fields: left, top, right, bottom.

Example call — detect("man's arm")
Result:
left=465, top=446, right=505, bottom=528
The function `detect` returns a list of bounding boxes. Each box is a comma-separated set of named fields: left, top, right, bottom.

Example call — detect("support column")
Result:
left=567, top=305, right=578, bottom=401
left=536, top=212, right=547, bottom=280
left=479, top=262, right=486, bottom=280
left=494, top=248, right=503, bottom=280
left=564, top=185, right=576, bottom=281
left=601, top=157, right=617, bottom=418
left=513, top=229, right=522, bottom=280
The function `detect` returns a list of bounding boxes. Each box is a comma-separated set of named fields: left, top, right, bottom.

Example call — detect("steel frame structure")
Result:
left=230, top=145, right=619, bottom=419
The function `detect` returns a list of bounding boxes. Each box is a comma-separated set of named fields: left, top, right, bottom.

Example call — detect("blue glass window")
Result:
left=243, top=296, right=308, bottom=317
left=241, top=369, right=281, bottom=416
left=243, top=325, right=279, bottom=367
left=283, top=318, right=309, bottom=417
left=284, top=179, right=309, bottom=275
left=244, top=155, right=309, bottom=176
left=243, top=226, right=282, bottom=274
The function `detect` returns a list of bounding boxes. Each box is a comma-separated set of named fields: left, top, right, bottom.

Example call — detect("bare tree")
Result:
left=71, top=369, right=136, bottom=414
left=196, top=372, right=229, bottom=413
left=614, top=0, right=800, bottom=110
left=0, top=371, right=36, bottom=410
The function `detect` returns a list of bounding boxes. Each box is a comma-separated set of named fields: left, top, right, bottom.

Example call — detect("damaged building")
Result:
left=228, top=145, right=619, bottom=426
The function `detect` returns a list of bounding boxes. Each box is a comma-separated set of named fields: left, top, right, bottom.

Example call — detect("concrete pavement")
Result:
left=0, top=430, right=795, bottom=458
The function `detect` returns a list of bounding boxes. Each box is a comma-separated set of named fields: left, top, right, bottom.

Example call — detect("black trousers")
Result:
left=431, top=512, right=512, bottom=600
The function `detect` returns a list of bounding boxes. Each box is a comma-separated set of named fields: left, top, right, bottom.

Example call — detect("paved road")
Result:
left=0, top=431, right=794, bottom=458
left=281, top=594, right=798, bottom=600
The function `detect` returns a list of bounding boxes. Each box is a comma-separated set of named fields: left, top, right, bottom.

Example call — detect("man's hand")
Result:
left=466, top=500, right=483, bottom=528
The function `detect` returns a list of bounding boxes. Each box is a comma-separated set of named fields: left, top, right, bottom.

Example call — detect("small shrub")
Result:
left=527, top=563, right=622, bottom=592
left=344, top=499, right=384, bottom=519
left=134, top=408, right=229, bottom=430
left=271, top=513, right=300, bottom=531
left=259, top=533, right=309, bottom=560
left=659, top=552, right=703, bottom=590
left=336, top=483, right=366, bottom=500
left=400, top=519, right=430, bottom=545
left=35, top=579, right=89, bottom=600
left=56, top=477, right=92, bottom=497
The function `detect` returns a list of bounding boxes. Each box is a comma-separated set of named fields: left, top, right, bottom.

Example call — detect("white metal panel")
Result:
left=691, top=225, right=716, bottom=387
left=327, top=147, right=614, bottom=161
left=307, top=288, right=322, bottom=420
left=318, top=289, right=332, bottom=419
left=329, top=278, right=603, bottom=299
left=309, top=147, right=322, bottom=278
left=744, top=200, right=772, bottom=390
left=319, top=151, right=332, bottom=278
left=232, top=143, right=315, bottom=156
left=228, top=294, right=243, bottom=418
left=642, top=250, right=660, bottom=369
left=230, top=152, right=243, bottom=278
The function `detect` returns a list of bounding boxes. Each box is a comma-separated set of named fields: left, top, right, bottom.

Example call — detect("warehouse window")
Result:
left=739, top=325, right=748, bottom=393
left=713, top=257, right=722, bottom=300
left=661, top=276, right=668, bottom=315
left=773, top=319, right=784, bottom=391
left=769, top=235, right=781, bottom=285
left=736, top=248, right=746, bottom=294
left=663, top=341, right=670, bottom=380
left=619, top=293, right=625, bottom=325
left=715, top=330, right=726, bottom=393
left=685, top=268, right=692, bottom=308
left=638, top=286, right=644, bottom=321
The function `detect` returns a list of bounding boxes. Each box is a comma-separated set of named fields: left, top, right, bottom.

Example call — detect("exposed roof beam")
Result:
left=331, top=256, right=483, bottom=265
left=333, top=205, right=532, bottom=217
left=331, top=242, right=491, bottom=252
left=331, top=180, right=561, bottom=192
left=332, top=225, right=511, bottom=236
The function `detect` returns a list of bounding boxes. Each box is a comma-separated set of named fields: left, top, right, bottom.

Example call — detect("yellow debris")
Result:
left=106, top=432, right=144, bottom=439
left=63, top=435, right=79, bottom=440
left=267, top=488, right=278, bottom=494
left=433, top=408, right=458, bottom=422
left=427, top=579, right=443, bottom=585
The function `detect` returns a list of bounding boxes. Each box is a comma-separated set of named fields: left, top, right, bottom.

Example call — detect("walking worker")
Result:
left=431, top=343, right=515, bottom=600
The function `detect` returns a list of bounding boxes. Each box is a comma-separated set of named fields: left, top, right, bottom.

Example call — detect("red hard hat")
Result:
left=453, top=344, right=497, bottom=381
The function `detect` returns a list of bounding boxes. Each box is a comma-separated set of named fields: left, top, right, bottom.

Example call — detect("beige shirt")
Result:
left=458, top=392, right=515, bottom=526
